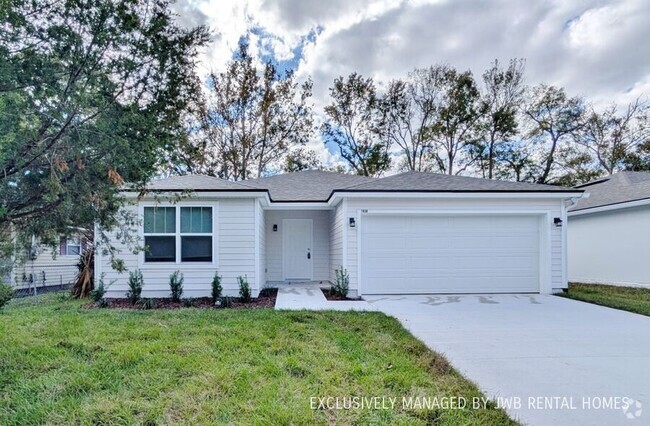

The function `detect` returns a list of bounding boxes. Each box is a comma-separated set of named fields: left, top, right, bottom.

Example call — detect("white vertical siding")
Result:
left=101, top=198, right=258, bottom=298
left=568, top=206, right=650, bottom=286
left=264, top=210, right=331, bottom=283
left=329, top=202, right=344, bottom=283
left=344, top=197, right=566, bottom=294
left=257, top=199, right=266, bottom=293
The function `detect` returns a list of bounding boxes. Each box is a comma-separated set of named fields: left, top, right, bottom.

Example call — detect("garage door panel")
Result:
left=361, top=214, right=540, bottom=294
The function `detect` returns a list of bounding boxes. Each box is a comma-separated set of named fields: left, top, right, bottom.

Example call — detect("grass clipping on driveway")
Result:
left=560, top=283, right=650, bottom=316
left=0, top=294, right=514, bottom=425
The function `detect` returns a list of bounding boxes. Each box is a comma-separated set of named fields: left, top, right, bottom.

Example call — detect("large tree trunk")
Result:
left=71, top=245, right=94, bottom=298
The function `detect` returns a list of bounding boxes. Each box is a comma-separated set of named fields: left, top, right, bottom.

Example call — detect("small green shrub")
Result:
left=126, top=270, right=144, bottom=304
left=0, top=281, right=13, bottom=310
left=90, top=276, right=107, bottom=302
left=334, top=266, right=349, bottom=298
left=182, top=298, right=195, bottom=308
left=211, top=273, right=222, bottom=303
left=169, top=270, right=184, bottom=302
left=238, top=275, right=251, bottom=303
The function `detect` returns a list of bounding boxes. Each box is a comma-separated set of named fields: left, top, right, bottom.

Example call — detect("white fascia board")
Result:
left=329, top=191, right=585, bottom=203
left=568, top=198, right=650, bottom=217
left=264, top=202, right=333, bottom=210
left=121, top=191, right=269, bottom=200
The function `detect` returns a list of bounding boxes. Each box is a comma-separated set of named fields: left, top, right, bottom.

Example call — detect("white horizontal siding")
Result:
left=264, top=210, right=331, bottom=283
left=12, top=246, right=80, bottom=289
left=568, top=206, right=650, bottom=286
left=100, top=198, right=257, bottom=298
left=344, top=197, right=566, bottom=294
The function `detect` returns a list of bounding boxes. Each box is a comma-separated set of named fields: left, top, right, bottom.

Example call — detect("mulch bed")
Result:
left=86, top=288, right=278, bottom=310
left=321, top=288, right=363, bottom=301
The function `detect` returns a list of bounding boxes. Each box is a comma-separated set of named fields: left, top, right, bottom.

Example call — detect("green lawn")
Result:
left=560, top=283, right=650, bottom=316
left=0, top=294, right=514, bottom=425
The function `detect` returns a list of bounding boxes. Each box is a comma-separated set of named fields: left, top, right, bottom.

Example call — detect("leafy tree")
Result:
left=625, top=140, right=650, bottom=171
left=494, top=141, right=537, bottom=182
left=195, top=41, right=314, bottom=180
left=523, top=85, right=586, bottom=184
left=577, top=99, right=650, bottom=175
left=322, top=73, right=391, bottom=176
left=283, top=147, right=322, bottom=172
left=0, top=0, right=208, bottom=248
left=475, top=59, right=525, bottom=179
left=429, top=67, right=485, bottom=175
left=378, top=67, right=446, bottom=171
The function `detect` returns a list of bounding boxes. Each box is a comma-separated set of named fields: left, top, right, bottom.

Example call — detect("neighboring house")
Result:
left=97, top=170, right=584, bottom=298
left=568, top=171, right=650, bottom=287
left=8, top=234, right=84, bottom=291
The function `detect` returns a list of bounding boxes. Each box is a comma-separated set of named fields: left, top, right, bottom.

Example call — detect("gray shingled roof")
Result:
left=570, top=171, right=650, bottom=212
left=142, top=170, right=580, bottom=202
left=242, top=170, right=375, bottom=202
left=146, top=175, right=258, bottom=191
left=345, top=171, right=580, bottom=193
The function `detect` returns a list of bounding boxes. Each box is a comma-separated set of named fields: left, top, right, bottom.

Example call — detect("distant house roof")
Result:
left=570, top=171, right=650, bottom=212
left=141, top=170, right=581, bottom=202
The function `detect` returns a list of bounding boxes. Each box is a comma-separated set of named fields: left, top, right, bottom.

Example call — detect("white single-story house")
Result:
left=97, top=170, right=584, bottom=298
left=568, top=171, right=650, bottom=287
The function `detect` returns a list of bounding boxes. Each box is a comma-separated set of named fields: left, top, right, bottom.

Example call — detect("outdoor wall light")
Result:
left=553, top=217, right=563, bottom=227
left=349, top=217, right=356, bottom=228
left=273, top=224, right=278, bottom=232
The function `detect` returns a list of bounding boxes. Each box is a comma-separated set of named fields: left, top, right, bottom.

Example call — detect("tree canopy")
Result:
left=0, top=0, right=208, bottom=247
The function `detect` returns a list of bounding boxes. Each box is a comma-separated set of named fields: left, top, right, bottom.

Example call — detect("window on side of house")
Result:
left=60, top=235, right=83, bottom=256
left=180, top=207, right=212, bottom=262
left=66, top=236, right=82, bottom=256
left=143, top=206, right=213, bottom=263
left=143, top=207, right=176, bottom=262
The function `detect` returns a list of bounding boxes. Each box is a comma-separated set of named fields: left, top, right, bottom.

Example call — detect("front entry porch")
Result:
left=264, top=209, right=334, bottom=286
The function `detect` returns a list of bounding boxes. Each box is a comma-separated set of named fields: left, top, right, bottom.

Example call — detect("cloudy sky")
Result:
left=173, top=0, right=650, bottom=164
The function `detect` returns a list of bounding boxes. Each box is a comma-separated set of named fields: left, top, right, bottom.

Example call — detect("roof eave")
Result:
left=568, top=197, right=650, bottom=216
left=328, top=189, right=585, bottom=203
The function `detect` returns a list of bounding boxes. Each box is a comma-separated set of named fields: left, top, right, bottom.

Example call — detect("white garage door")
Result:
left=360, top=214, right=541, bottom=294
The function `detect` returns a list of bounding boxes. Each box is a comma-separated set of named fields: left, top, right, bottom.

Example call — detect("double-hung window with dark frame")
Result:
left=180, top=207, right=213, bottom=262
left=143, top=206, right=214, bottom=264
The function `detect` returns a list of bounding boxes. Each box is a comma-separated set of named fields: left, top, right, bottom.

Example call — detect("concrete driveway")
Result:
left=364, top=294, right=649, bottom=426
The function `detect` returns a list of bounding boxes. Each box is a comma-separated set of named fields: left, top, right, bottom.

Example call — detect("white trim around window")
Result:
left=65, top=236, right=82, bottom=256
left=138, top=201, right=219, bottom=270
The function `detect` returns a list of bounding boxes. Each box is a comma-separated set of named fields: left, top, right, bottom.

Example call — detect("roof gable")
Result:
left=241, top=170, right=376, bottom=202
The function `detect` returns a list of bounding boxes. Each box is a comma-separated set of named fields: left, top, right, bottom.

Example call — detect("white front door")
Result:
left=283, top=219, right=313, bottom=280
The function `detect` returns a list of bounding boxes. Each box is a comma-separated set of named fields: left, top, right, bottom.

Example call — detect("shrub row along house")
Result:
left=97, top=170, right=585, bottom=298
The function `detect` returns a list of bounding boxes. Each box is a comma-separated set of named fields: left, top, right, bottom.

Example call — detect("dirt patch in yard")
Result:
left=321, top=288, right=363, bottom=301
left=86, top=288, right=278, bottom=310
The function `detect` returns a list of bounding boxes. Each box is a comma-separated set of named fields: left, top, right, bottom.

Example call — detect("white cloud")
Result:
left=174, top=0, right=650, bottom=165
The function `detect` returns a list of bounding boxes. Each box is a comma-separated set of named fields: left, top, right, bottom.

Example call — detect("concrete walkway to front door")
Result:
left=274, top=284, right=376, bottom=311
